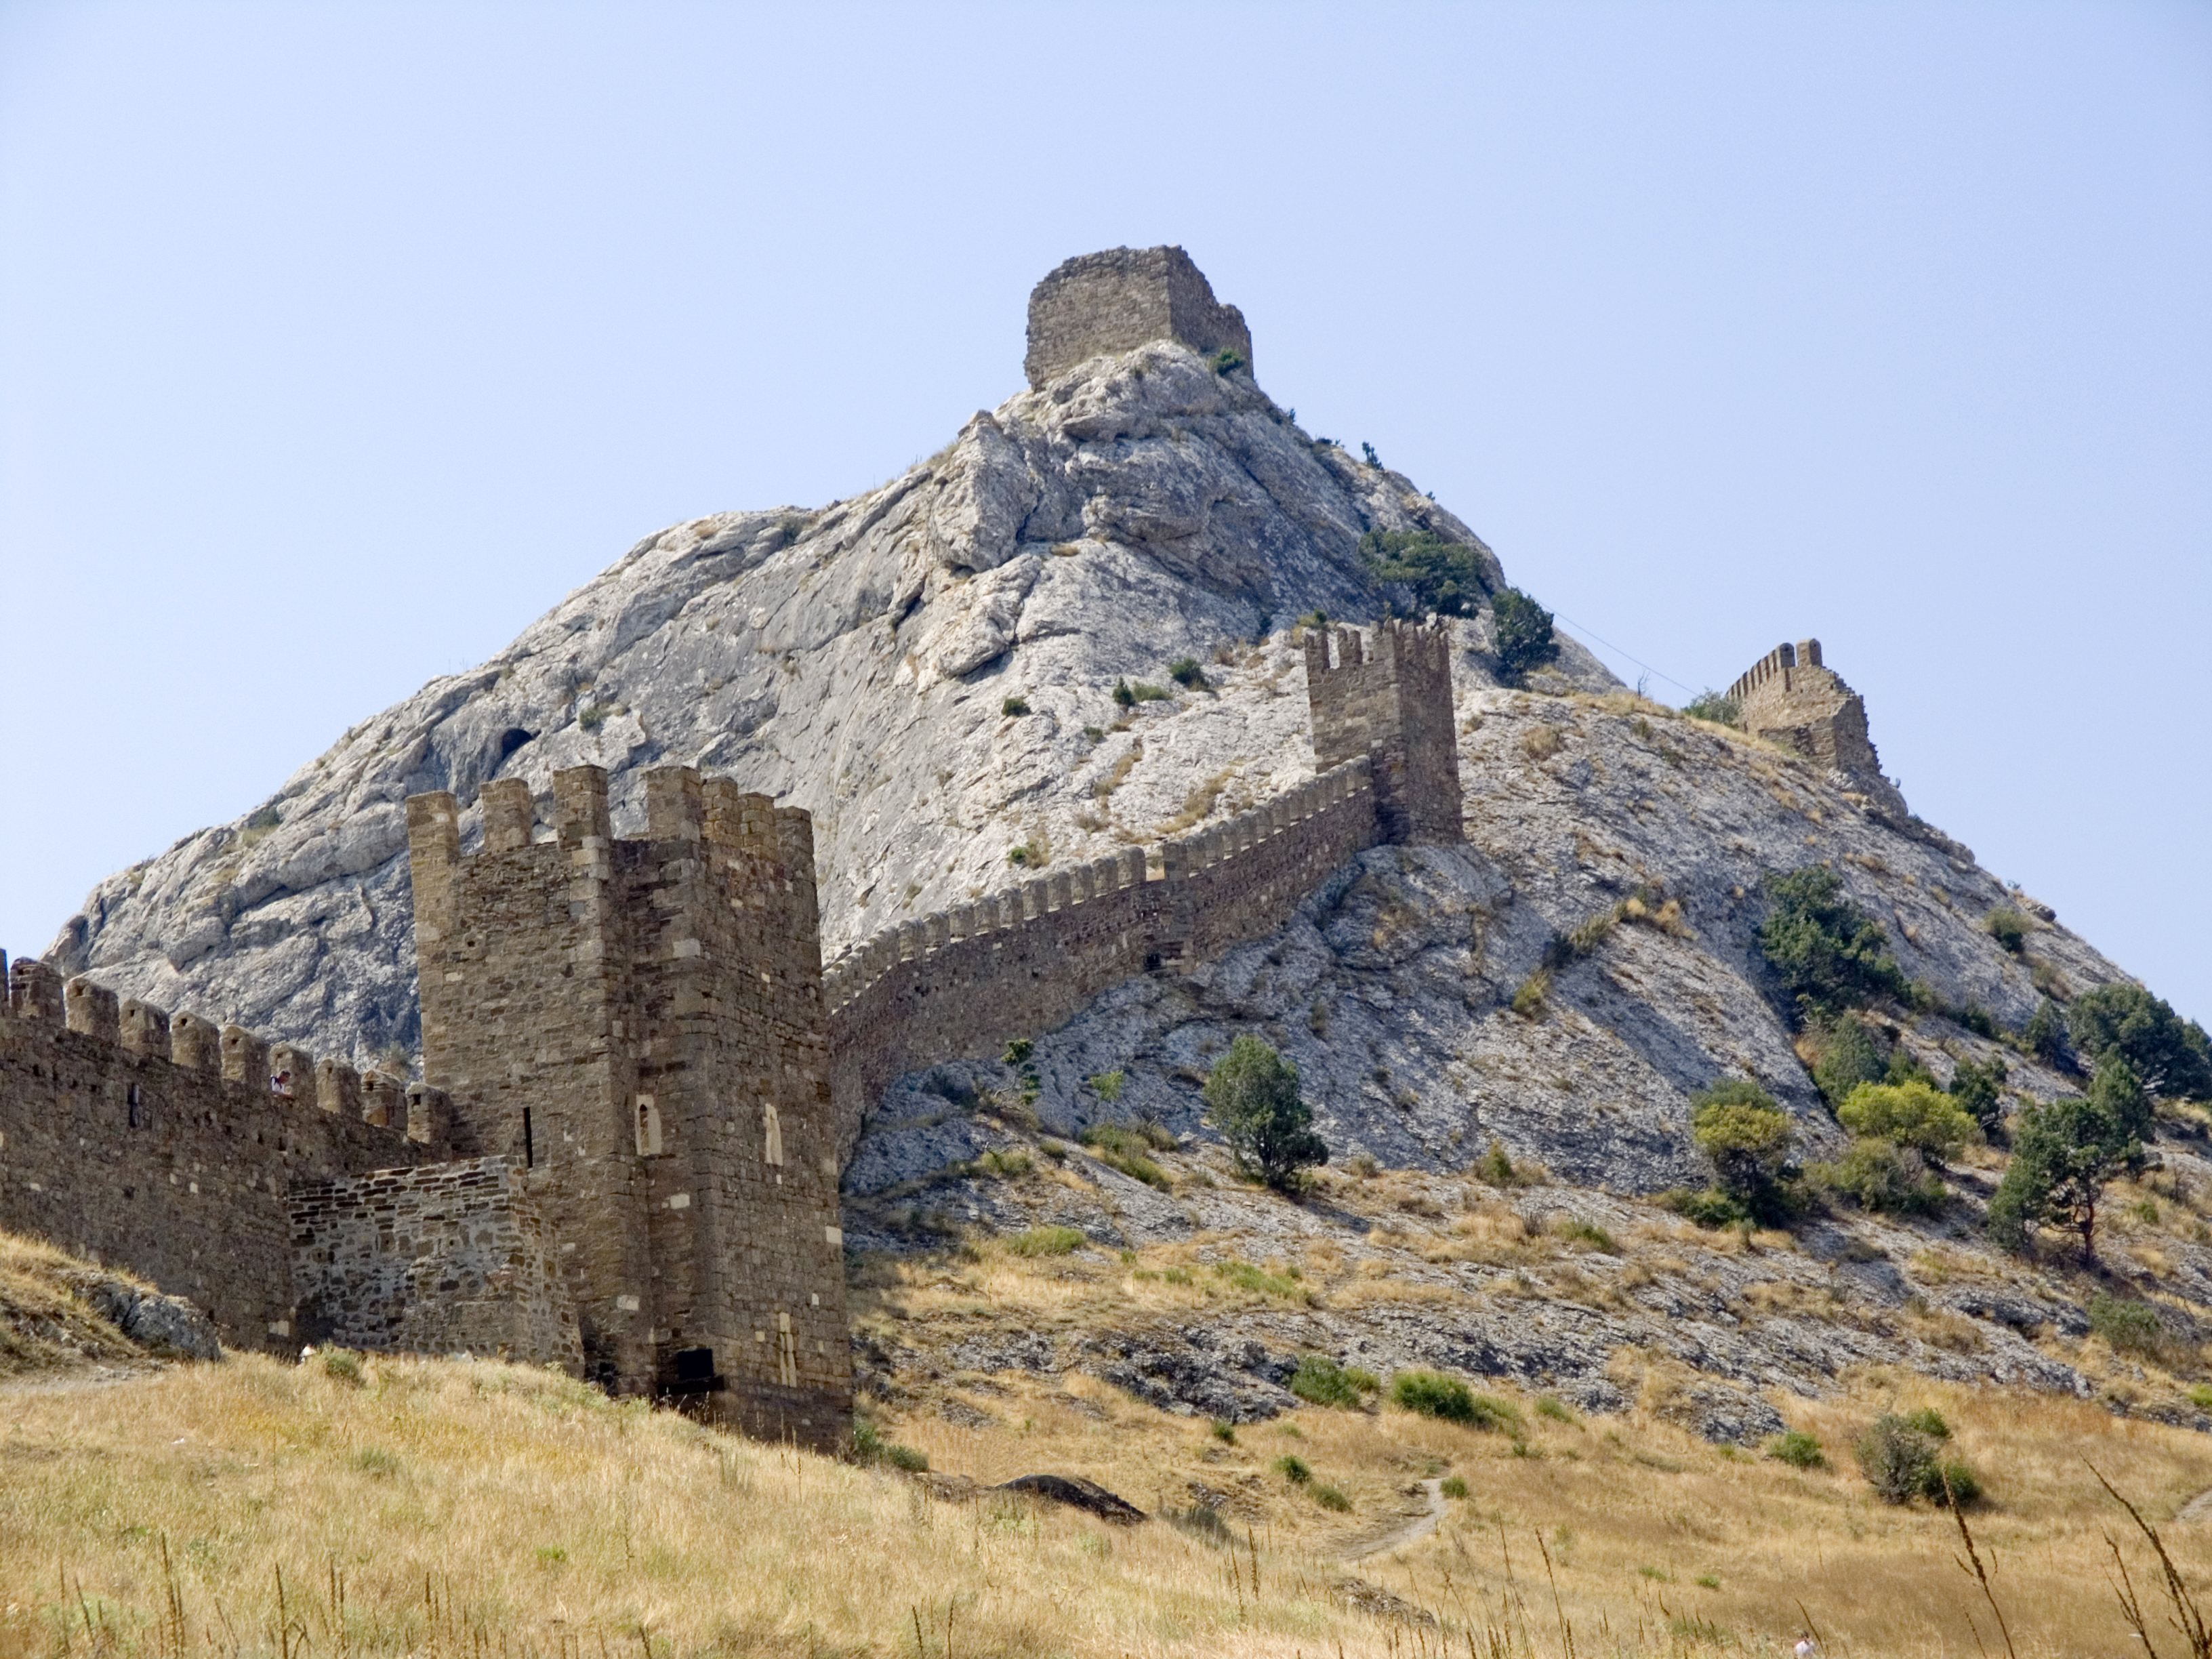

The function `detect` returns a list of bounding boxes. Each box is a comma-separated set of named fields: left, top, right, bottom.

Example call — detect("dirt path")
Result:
left=1336, top=1477, right=1445, bottom=1561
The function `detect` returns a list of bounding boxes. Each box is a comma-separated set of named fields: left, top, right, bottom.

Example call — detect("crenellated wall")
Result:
left=1723, top=638, right=1905, bottom=816
left=0, top=951, right=455, bottom=1354
left=822, top=758, right=1382, bottom=1153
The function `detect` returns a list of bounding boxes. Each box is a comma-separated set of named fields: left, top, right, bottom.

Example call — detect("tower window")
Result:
left=636, top=1094, right=662, bottom=1156
left=523, top=1107, right=534, bottom=1168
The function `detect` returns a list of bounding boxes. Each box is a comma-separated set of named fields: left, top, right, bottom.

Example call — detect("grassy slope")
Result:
left=3, top=1225, right=2209, bottom=1659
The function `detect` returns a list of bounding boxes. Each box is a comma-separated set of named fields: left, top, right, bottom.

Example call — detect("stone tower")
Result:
left=1727, top=639, right=1908, bottom=817
left=405, top=764, right=851, bottom=1450
left=1303, top=619, right=1465, bottom=844
left=1024, top=245, right=1254, bottom=390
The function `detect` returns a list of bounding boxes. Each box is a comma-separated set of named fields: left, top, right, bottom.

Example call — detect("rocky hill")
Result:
left=32, top=249, right=2212, bottom=1431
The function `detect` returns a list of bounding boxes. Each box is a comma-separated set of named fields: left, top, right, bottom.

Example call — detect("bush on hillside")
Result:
left=1757, top=867, right=1908, bottom=1021
left=2067, top=983, right=2212, bottom=1101
left=1948, top=1054, right=2009, bottom=1134
left=1809, top=1015, right=1889, bottom=1107
left=1490, top=588, right=1559, bottom=680
left=1816, top=1136, right=1947, bottom=1215
left=1288, top=1354, right=1380, bottom=1409
left=1984, top=905, right=2029, bottom=954
left=1689, top=1078, right=1798, bottom=1222
left=1681, top=689, right=1742, bottom=726
left=1837, top=1080, right=1978, bottom=1162
left=1357, top=529, right=1492, bottom=617
left=1390, top=1371, right=1521, bottom=1432
left=1855, top=1413, right=1979, bottom=1507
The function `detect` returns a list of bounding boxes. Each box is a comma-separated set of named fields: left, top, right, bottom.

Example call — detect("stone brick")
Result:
left=1024, top=245, right=1254, bottom=390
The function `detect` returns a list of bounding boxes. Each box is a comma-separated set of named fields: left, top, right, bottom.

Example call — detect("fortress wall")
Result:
left=289, top=1156, right=579, bottom=1368
left=1726, top=638, right=1885, bottom=779
left=1304, top=619, right=1462, bottom=845
left=1, top=950, right=441, bottom=1353
left=823, top=759, right=1380, bottom=1152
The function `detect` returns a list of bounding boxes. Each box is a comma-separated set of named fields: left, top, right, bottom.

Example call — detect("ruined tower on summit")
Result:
left=1024, top=245, right=1254, bottom=389
left=1727, top=640, right=1908, bottom=818
left=405, top=765, right=852, bottom=1450
left=1304, top=620, right=1465, bottom=845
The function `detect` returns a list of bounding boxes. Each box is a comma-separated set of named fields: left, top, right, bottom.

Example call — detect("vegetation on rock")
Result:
left=1204, top=1034, right=1327, bottom=1191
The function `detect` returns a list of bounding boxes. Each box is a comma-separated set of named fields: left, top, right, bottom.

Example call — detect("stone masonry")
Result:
left=1305, top=619, right=1465, bottom=846
left=3, top=614, right=1460, bottom=1454
left=1727, top=639, right=1908, bottom=818
left=1024, top=245, right=1254, bottom=390
left=406, top=766, right=853, bottom=1450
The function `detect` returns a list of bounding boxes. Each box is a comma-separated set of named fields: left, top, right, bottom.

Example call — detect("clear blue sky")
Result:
left=3, top=1, right=2207, bottom=1025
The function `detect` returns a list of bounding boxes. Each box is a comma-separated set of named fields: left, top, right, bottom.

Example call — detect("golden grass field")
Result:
left=1, top=1335, right=2207, bottom=1657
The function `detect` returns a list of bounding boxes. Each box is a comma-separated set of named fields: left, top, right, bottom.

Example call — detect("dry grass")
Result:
left=0, top=1233, right=146, bottom=1376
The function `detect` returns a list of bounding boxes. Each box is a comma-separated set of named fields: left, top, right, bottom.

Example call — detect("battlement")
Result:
left=405, top=763, right=849, bottom=1448
left=1024, top=246, right=1254, bottom=390
left=1726, top=638, right=1825, bottom=707
left=2, top=947, right=447, bottom=1353
left=1303, top=618, right=1464, bottom=845
left=1723, top=638, right=1908, bottom=817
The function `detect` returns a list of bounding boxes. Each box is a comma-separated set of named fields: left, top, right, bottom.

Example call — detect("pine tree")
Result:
left=1987, top=1054, right=2153, bottom=1261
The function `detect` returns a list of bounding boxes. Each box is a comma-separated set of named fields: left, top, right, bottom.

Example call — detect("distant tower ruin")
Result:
left=405, top=764, right=852, bottom=1450
left=1304, top=619, right=1465, bottom=844
left=1727, top=639, right=1908, bottom=817
left=1024, top=245, right=1254, bottom=390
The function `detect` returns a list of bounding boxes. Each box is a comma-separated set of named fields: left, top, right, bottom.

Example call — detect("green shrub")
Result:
left=851, top=1420, right=930, bottom=1471
left=1818, top=1137, right=1946, bottom=1215
left=1766, top=1430, right=1828, bottom=1469
left=1357, top=529, right=1492, bottom=618
left=1984, top=906, right=2029, bottom=954
left=1210, top=348, right=1246, bottom=375
left=1391, top=1372, right=1521, bottom=1433
left=577, top=702, right=617, bottom=732
left=1948, top=1054, right=2009, bottom=1134
left=1809, top=1015, right=1889, bottom=1108
left=1534, top=1397, right=1577, bottom=1426
left=2087, top=1294, right=2167, bottom=1357
left=977, top=1149, right=1033, bottom=1179
left=1288, top=1354, right=1380, bottom=1408
left=1477, top=1139, right=1522, bottom=1186
left=1313, top=1482, right=1353, bottom=1512
left=1087, top=1069, right=1124, bottom=1103
left=1111, top=678, right=1136, bottom=708
left=1006, top=841, right=1044, bottom=867
left=1000, top=695, right=1031, bottom=716
left=1112, top=680, right=1171, bottom=704
left=319, top=1349, right=364, bottom=1387
left=1660, top=1186, right=1750, bottom=1229
left=2068, top=983, right=2212, bottom=1100
left=1204, top=1034, right=1327, bottom=1191
left=1440, top=1475, right=1469, bottom=1500
left=1837, top=1080, right=1977, bottom=1162
left=1854, top=1414, right=1973, bottom=1505
left=1758, top=867, right=1908, bottom=1020
left=1167, top=657, right=1208, bottom=689
left=2188, top=1384, right=2212, bottom=1412
left=1006, top=1225, right=1085, bottom=1258
left=1689, top=1078, right=1797, bottom=1222
left=1680, top=690, right=1741, bottom=726
left=2024, top=997, right=2072, bottom=1069
left=1273, top=1454, right=1312, bottom=1483
left=1490, top=588, right=1559, bottom=680
left=1210, top=1418, right=1236, bottom=1443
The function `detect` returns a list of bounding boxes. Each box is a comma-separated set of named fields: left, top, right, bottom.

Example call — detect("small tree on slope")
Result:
left=1987, top=1053, right=2153, bottom=1262
left=1204, top=1034, right=1328, bottom=1191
